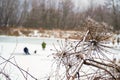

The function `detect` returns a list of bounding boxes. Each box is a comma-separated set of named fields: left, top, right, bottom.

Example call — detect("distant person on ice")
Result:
left=23, top=47, right=30, bottom=55
left=42, top=41, right=46, bottom=50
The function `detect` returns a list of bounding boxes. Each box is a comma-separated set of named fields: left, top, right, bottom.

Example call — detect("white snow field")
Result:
left=0, top=36, right=120, bottom=80
left=0, top=36, right=64, bottom=80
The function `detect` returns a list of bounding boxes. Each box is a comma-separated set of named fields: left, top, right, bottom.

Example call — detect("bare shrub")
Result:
left=52, top=18, right=120, bottom=80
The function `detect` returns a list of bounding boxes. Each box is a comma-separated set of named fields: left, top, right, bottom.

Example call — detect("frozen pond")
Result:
left=0, top=36, right=61, bottom=55
left=0, top=36, right=64, bottom=80
left=0, top=36, right=120, bottom=80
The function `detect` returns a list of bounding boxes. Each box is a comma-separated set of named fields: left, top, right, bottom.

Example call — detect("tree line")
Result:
left=0, top=0, right=120, bottom=32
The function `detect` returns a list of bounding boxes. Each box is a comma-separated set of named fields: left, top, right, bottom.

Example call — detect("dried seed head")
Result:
left=90, top=40, right=97, bottom=46
left=76, top=53, right=84, bottom=59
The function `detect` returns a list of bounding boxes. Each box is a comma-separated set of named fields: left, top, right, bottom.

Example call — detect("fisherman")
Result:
left=23, top=47, right=30, bottom=55
left=117, top=37, right=119, bottom=45
left=42, top=41, right=46, bottom=50
left=34, top=50, right=37, bottom=54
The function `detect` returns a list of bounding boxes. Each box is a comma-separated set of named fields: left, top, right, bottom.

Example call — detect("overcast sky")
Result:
left=74, top=0, right=105, bottom=10
left=24, top=0, right=106, bottom=11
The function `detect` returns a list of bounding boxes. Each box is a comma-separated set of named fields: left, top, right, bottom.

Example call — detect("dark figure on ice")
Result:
left=117, top=37, right=119, bottom=45
left=23, top=47, right=30, bottom=55
left=42, top=41, right=46, bottom=50
left=34, top=50, right=37, bottom=54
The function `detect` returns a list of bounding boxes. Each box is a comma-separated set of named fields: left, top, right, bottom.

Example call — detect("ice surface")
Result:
left=0, top=36, right=61, bottom=80
left=0, top=36, right=120, bottom=80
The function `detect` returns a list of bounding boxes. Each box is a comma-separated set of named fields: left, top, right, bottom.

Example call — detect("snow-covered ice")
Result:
left=0, top=36, right=63, bottom=80
left=0, top=36, right=120, bottom=80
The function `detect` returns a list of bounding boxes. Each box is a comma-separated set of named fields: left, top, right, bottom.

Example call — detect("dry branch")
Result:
left=84, top=59, right=116, bottom=80
left=52, top=18, right=120, bottom=80
left=0, top=56, right=38, bottom=80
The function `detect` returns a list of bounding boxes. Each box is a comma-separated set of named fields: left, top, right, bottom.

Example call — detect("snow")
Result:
left=0, top=36, right=120, bottom=80
left=0, top=36, right=62, bottom=80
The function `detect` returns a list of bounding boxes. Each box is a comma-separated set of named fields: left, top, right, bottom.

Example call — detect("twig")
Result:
left=0, top=71, right=11, bottom=80
left=13, top=57, right=27, bottom=79
left=69, top=30, right=90, bottom=80
left=0, top=56, right=38, bottom=80
left=84, top=59, right=116, bottom=80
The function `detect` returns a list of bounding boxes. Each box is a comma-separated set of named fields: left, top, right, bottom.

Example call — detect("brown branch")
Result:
left=69, top=30, right=90, bottom=80
left=0, top=56, right=14, bottom=65
left=13, top=57, right=27, bottom=80
left=86, top=59, right=120, bottom=72
left=84, top=59, right=116, bottom=80
left=0, top=71, right=11, bottom=80
left=0, top=56, right=38, bottom=80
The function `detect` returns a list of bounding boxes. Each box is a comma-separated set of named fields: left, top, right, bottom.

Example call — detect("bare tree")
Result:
left=105, top=0, right=120, bottom=32
left=0, top=0, right=20, bottom=27
left=60, top=0, right=74, bottom=29
left=24, top=0, right=39, bottom=28
left=18, top=0, right=29, bottom=27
